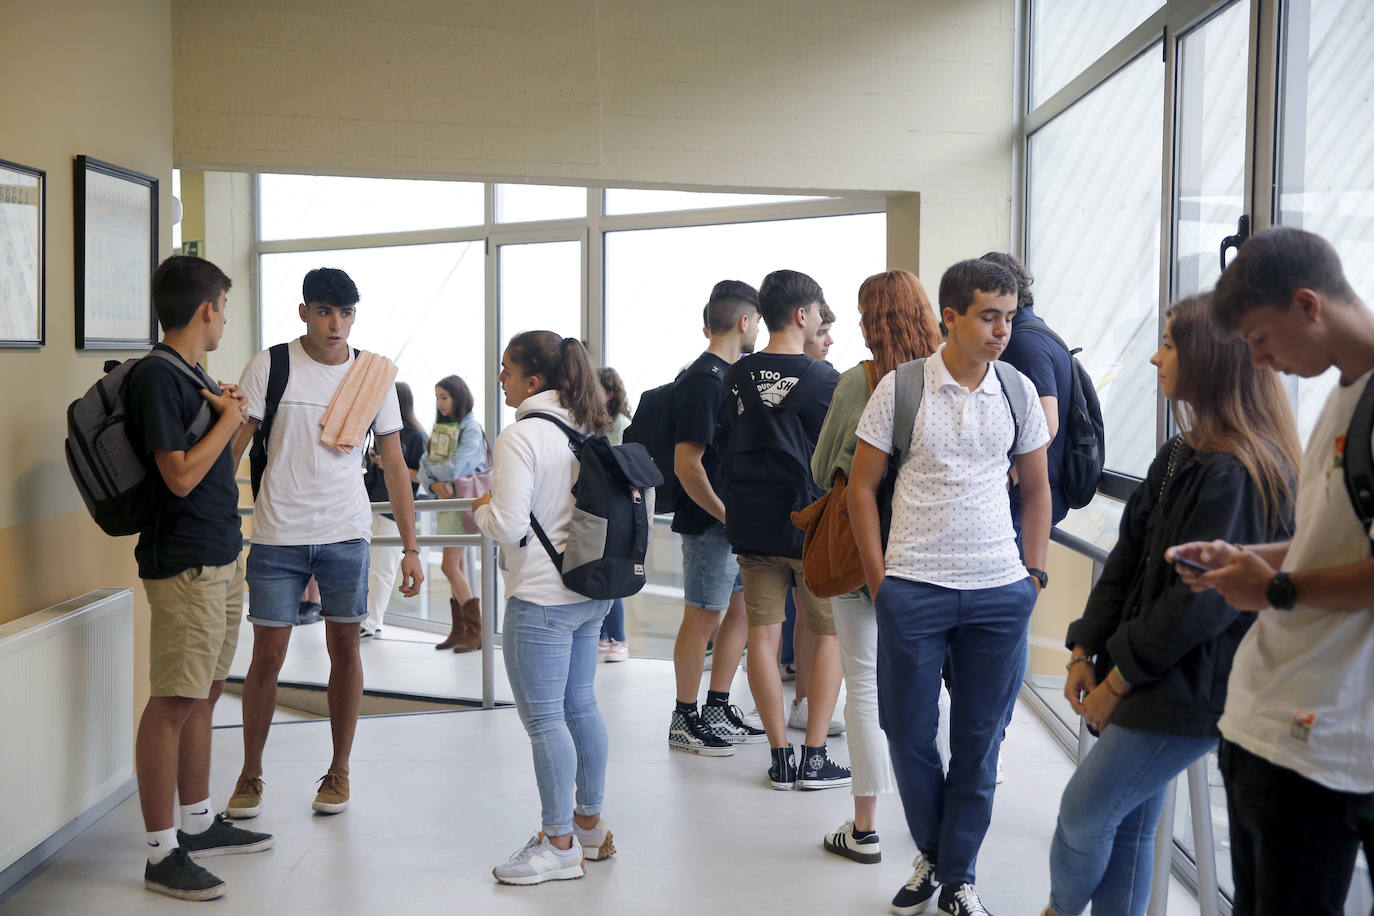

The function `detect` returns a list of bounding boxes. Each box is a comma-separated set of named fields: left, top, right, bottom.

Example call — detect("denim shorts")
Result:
left=680, top=523, right=743, bottom=611
left=246, top=539, right=369, bottom=627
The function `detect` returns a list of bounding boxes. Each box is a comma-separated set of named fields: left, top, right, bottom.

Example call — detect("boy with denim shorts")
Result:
left=226, top=268, right=422, bottom=819
left=128, top=256, right=274, bottom=900
left=667, top=280, right=766, bottom=755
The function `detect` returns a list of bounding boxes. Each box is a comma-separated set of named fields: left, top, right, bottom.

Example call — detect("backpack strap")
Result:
left=1343, top=374, right=1374, bottom=552
left=140, top=348, right=219, bottom=446
left=890, top=358, right=926, bottom=468
left=993, top=361, right=1030, bottom=463
left=1015, top=320, right=1081, bottom=357
left=514, top=411, right=586, bottom=562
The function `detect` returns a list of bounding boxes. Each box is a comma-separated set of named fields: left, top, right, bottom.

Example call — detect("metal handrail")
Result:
left=236, top=497, right=500, bottom=709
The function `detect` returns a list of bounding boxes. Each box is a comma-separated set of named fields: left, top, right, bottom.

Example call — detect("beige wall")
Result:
left=173, top=0, right=1015, bottom=278
left=1, top=0, right=175, bottom=736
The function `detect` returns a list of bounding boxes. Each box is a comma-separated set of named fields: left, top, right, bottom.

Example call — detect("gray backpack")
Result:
left=65, top=349, right=217, bottom=537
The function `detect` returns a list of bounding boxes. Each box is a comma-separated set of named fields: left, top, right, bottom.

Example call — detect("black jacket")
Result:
left=1065, top=437, right=1292, bottom=738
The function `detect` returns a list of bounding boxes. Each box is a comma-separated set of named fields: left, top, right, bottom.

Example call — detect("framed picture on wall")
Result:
left=0, top=158, right=45, bottom=348
left=74, top=155, right=158, bottom=349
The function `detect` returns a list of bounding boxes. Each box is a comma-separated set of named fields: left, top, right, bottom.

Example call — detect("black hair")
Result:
left=938, top=259, right=1018, bottom=316
left=1211, top=226, right=1358, bottom=333
left=758, top=269, right=824, bottom=332
left=435, top=374, right=475, bottom=424
left=980, top=252, right=1033, bottom=309
left=151, top=255, right=232, bottom=332
left=506, top=331, right=611, bottom=434
left=302, top=267, right=360, bottom=307
left=705, top=279, right=760, bottom=334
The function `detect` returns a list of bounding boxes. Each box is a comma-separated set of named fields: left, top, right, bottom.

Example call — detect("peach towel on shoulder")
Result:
left=318, top=350, right=399, bottom=454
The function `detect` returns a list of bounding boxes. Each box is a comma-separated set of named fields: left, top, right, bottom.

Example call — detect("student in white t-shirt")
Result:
left=1169, top=227, right=1374, bottom=915
left=224, top=268, right=423, bottom=822
left=847, top=259, right=1051, bottom=916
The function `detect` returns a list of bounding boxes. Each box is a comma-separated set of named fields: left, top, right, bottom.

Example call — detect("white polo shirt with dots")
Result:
left=855, top=345, right=1049, bottom=591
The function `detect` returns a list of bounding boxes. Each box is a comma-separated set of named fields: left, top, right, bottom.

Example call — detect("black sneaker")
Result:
left=144, top=847, right=227, bottom=901
left=668, top=708, right=734, bottom=756
left=891, top=853, right=937, bottom=915
left=797, top=743, right=852, bottom=790
left=937, top=882, right=991, bottom=916
left=767, top=745, right=797, bottom=790
left=177, top=812, right=275, bottom=858
left=700, top=702, right=767, bottom=744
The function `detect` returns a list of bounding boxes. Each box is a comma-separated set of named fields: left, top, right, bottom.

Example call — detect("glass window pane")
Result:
left=603, top=212, right=886, bottom=418
left=1278, top=0, right=1374, bottom=445
left=1027, top=48, right=1164, bottom=477
left=604, top=188, right=831, bottom=216
left=495, top=184, right=586, bottom=223
left=498, top=239, right=583, bottom=425
left=258, top=174, right=484, bottom=241
left=1031, top=0, right=1163, bottom=108
left=258, top=243, right=487, bottom=429
left=1174, top=1, right=1250, bottom=298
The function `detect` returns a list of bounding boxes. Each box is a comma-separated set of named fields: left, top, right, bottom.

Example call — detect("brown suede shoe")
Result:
left=312, top=769, right=349, bottom=814
left=435, top=597, right=463, bottom=650
left=452, top=598, right=482, bottom=653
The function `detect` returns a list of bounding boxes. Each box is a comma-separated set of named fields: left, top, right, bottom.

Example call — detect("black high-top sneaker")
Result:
left=797, top=743, right=853, bottom=790
left=767, top=745, right=797, bottom=790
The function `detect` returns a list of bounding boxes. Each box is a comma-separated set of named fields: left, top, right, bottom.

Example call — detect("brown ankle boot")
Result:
left=435, top=597, right=463, bottom=650
left=452, top=598, right=483, bottom=652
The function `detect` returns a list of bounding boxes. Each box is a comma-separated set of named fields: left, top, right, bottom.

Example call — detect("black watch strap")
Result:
left=1266, top=571, right=1297, bottom=611
left=1027, top=567, right=1049, bottom=590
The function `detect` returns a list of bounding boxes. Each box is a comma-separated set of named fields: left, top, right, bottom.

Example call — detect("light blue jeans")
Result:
left=502, top=594, right=612, bottom=836
left=1049, top=724, right=1217, bottom=916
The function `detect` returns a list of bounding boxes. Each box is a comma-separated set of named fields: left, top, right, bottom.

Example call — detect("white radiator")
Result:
left=0, top=588, right=134, bottom=878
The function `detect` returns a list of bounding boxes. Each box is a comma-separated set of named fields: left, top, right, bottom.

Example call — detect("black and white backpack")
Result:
left=519, top=413, right=663, bottom=599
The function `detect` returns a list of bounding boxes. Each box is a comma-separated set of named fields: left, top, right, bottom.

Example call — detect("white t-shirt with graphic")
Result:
left=855, top=348, right=1049, bottom=590
left=240, top=338, right=402, bottom=546
left=1219, top=370, right=1374, bottom=793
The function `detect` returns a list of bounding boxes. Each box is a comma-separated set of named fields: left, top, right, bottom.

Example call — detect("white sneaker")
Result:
left=823, top=819, right=881, bottom=864
left=572, top=818, right=616, bottom=861
left=995, top=748, right=1005, bottom=785
left=604, top=641, right=629, bottom=663
left=492, top=834, right=585, bottom=885
left=786, top=697, right=845, bottom=736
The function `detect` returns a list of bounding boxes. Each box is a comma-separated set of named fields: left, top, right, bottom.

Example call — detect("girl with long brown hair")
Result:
left=472, top=331, right=617, bottom=884
left=810, top=269, right=941, bottom=867
left=1043, top=293, right=1299, bottom=916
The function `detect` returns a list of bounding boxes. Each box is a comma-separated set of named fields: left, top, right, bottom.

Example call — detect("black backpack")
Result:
left=1016, top=323, right=1106, bottom=509
left=519, top=413, right=664, bottom=599
left=247, top=343, right=358, bottom=499
left=66, top=349, right=217, bottom=537
left=623, top=377, right=684, bottom=514
left=1343, top=373, right=1374, bottom=551
left=722, top=361, right=827, bottom=558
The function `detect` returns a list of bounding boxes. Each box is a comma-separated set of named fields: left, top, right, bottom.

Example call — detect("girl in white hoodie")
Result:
left=472, top=330, right=617, bottom=885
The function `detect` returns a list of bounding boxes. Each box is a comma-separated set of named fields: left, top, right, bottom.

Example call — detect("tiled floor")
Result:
left=3, top=623, right=1201, bottom=916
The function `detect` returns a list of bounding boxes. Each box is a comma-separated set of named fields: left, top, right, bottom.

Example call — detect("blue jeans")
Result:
left=875, top=575, right=1037, bottom=886
left=1049, top=726, right=1217, bottom=916
left=680, top=523, right=742, bottom=611
left=502, top=595, right=613, bottom=836
left=245, top=540, right=369, bottom=627
left=599, top=599, right=625, bottom=642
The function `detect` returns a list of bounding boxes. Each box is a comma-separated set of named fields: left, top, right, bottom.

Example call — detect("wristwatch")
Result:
left=1027, top=568, right=1049, bottom=590
left=1266, top=571, right=1297, bottom=611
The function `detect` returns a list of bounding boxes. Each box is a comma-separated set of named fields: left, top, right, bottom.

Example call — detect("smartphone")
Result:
left=1173, top=556, right=1212, bottom=574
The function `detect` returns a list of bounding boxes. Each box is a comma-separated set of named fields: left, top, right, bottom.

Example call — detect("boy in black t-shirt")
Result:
left=723, top=269, right=848, bottom=790
left=667, top=281, right=769, bottom=755
left=126, top=256, right=273, bottom=900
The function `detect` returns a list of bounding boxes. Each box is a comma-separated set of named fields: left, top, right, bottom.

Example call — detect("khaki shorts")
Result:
left=143, top=558, right=244, bottom=699
left=737, top=555, right=835, bottom=635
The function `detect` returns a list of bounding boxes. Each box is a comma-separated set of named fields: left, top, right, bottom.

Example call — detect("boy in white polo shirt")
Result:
left=848, top=259, right=1051, bottom=916
left=1169, top=227, right=1374, bottom=915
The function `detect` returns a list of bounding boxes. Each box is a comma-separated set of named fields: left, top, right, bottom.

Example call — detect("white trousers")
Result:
left=365, top=515, right=403, bottom=631
left=831, top=591, right=899, bottom=796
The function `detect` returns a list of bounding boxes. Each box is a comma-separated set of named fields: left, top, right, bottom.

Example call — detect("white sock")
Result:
left=180, top=798, right=214, bottom=836
left=146, top=828, right=178, bottom=864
